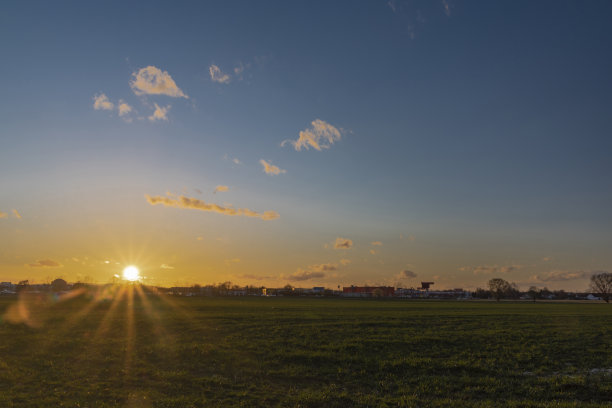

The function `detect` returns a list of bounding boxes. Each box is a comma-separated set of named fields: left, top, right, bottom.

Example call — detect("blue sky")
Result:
left=1, top=0, right=611, bottom=289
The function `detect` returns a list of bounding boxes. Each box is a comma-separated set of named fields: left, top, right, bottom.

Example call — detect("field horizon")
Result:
left=1, top=291, right=610, bottom=407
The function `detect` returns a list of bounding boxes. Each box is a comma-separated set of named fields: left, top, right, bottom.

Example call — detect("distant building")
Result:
left=342, top=286, right=395, bottom=297
left=421, top=282, right=434, bottom=290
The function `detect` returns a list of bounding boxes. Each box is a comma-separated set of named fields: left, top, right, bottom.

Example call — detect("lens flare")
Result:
left=122, top=266, right=140, bottom=282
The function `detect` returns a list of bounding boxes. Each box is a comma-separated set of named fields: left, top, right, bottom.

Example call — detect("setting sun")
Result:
left=122, top=266, right=140, bottom=282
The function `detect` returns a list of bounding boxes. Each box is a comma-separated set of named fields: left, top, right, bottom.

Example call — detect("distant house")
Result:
left=312, top=287, right=325, bottom=294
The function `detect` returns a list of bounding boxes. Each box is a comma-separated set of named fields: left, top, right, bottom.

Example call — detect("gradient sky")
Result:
left=1, top=0, right=611, bottom=290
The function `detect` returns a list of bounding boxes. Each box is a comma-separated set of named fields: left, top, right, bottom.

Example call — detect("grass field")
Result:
left=0, top=288, right=611, bottom=407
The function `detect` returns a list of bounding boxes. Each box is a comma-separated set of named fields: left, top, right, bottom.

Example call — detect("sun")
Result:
left=122, top=266, right=140, bottom=282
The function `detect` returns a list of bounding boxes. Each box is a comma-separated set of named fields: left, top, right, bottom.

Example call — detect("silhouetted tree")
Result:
left=16, top=280, right=29, bottom=293
left=527, top=286, right=539, bottom=303
left=472, top=288, right=490, bottom=299
left=539, top=287, right=552, bottom=299
left=51, top=278, right=68, bottom=292
left=488, top=278, right=512, bottom=301
left=590, top=272, right=612, bottom=303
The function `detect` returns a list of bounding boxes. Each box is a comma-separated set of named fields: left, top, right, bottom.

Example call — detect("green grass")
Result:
left=0, top=291, right=611, bottom=407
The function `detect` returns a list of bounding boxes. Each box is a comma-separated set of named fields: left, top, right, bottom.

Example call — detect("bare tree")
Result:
left=488, top=278, right=511, bottom=301
left=590, top=272, right=612, bottom=303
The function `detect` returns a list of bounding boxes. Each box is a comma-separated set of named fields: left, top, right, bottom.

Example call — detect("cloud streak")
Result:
left=130, top=66, right=188, bottom=98
left=12, top=209, right=21, bottom=219
left=286, top=269, right=326, bottom=281
left=214, top=185, right=229, bottom=194
left=282, top=119, right=342, bottom=151
left=145, top=194, right=279, bottom=221
left=532, top=270, right=593, bottom=282
left=459, top=265, right=522, bottom=275
left=27, top=259, right=62, bottom=268
left=259, top=159, right=286, bottom=175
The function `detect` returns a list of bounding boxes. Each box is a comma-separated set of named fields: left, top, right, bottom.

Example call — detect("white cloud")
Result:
left=209, top=64, right=231, bottom=84
left=148, top=103, right=170, bottom=121
left=282, top=119, right=342, bottom=151
left=259, top=159, right=286, bottom=175
left=130, top=66, right=188, bottom=98
left=93, top=93, right=114, bottom=110
left=118, top=101, right=133, bottom=117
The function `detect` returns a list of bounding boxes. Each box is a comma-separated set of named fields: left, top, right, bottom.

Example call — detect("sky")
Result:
left=1, top=0, right=611, bottom=290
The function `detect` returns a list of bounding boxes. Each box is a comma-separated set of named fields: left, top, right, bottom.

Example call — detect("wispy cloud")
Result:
left=309, top=263, right=338, bottom=272
left=286, top=269, right=326, bottom=281
left=340, top=259, right=351, bottom=266
left=214, top=185, right=229, bottom=194
left=371, top=241, right=383, bottom=246
left=442, top=0, right=451, bottom=16
left=209, top=64, right=231, bottom=84
left=397, top=270, right=417, bottom=279
left=459, top=265, right=522, bottom=275
left=27, top=259, right=62, bottom=268
left=370, top=249, right=379, bottom=255
left=160, top=264, right=174, bottom=270
left=148, top=103, right=170, bottom=121
left=12, top=209, right=21, bottom=219
left=334, top=237, right=353, bottom=249
left=259, top=159, right=286, bottom=175
left=130, top=66, right=188, bottom=98
left=541, top=256, right=553, bottom=262
left=145, top=193, right=279, bottom=221
left=282, top=119, right=342, bottom=151
left=224, top=154, right=242, bottom=165
left=532, top=270, right=593, bottom=282
left=93, top=93, right=114, bottom=110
